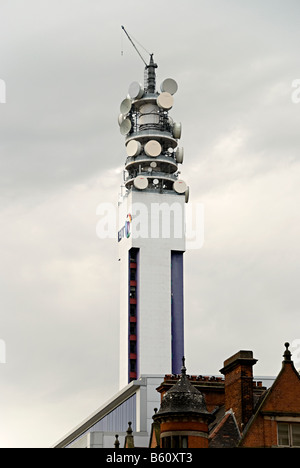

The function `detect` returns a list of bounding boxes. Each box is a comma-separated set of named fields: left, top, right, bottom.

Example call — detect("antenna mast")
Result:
left=121, top=25, right=148, bottom=67
left=121, top=26, right=157, bottom=93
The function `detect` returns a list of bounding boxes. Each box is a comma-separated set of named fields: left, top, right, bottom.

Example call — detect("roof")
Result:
left=153, top=359, right=213, bottom=420
left=209, top=408, right=241, bottom=448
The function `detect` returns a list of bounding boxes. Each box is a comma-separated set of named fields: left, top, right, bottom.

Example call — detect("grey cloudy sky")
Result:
left=0, top=0, right=300, bottom=448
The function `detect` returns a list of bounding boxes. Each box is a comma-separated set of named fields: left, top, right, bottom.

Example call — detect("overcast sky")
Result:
left=1, top=0, right=300, bottom=448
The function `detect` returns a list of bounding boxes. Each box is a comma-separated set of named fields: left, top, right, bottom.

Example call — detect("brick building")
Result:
left=119, top=343, right=300, bottom=448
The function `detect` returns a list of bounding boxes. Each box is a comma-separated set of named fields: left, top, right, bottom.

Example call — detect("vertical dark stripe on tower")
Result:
left=135, top=248, right=140, bottom=380
left=128, top=248, right=139, bottom=383
left=171, top=251, right=184, bottom=374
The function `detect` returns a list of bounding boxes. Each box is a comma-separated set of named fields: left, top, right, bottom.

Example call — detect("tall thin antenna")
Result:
left=121, top=25, right=148, bottom=67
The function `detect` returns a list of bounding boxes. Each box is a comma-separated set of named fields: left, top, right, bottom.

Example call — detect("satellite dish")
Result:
left=185, top=186, right=189, bottom=203
left=120, top=98, right=132, bottom=114
left=175, top=147, right=184, bottom=164
left=128, top=81, right=144, bottom=100
left=134, top=176, right=148, bottom=190
left=150, top=161, right=157, bottom=168
left=173, top=179, right=187, bottom=194
left=126, top=140, right=142, bottom=157
left=144, top=140, right=161, bottom=157
left=160, top=78, right=178, bottom=95
left=153, top=178, right=159, bottom=185
left=157, top=92, right=174, bottom=110
left=118, top=113, right=126, bottom=126
left=173, top=122, right=182, bottom=139
left=120, top=118, right=132, bottom=135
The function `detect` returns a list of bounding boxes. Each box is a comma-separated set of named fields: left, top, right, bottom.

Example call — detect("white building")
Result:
left=54, top=375, right=163, bottom=448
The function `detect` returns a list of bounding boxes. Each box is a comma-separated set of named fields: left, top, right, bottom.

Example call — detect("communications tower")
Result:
left=118, top=32, right=189, bottom=388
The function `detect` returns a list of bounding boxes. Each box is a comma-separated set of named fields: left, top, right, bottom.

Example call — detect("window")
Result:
left=278, top=423, right=300, bottom=447
left=130, top=360, right=136, bottom=372
left=161, top=437, right=171, bottom=448
left=130, top=341, right=136, bottom=354
left=130, top=322, right=136, bottom=335
left=130, top=270, right=136, bottom=281
left=130, top=304, right=136, bottom=317
left=161, top=435, right=188, bottom=448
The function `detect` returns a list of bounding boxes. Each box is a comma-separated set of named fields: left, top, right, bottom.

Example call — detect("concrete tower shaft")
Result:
left=118, top=56, right=188, bottom=389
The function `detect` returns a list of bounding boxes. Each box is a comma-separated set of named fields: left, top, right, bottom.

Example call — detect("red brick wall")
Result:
left=160, top=419, right=209, bottom=448
left=160, top=420, right=208, bottom=433
left=188, top=435, right=209, bottom=448
left=224, top=363, right=254, bottom=431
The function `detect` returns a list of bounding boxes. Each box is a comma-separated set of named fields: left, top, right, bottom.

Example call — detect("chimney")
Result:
left=220, top=350, right=257, bottom=432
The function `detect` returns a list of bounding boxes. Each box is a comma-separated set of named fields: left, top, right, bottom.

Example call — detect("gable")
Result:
left=261, top=362, right=300, bottom=415
left=239, top=358, right=300, bottom=447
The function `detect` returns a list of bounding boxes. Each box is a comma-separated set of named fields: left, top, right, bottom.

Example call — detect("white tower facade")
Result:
left=118, top=55, right=188, bottom=389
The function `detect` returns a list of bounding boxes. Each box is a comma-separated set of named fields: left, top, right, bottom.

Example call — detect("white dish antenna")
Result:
left=150, top=161, right=157, bottom=168
left=120, top=98, right=132, bottom=114
left=118, top=113, right=126, bottom=126
left=134, top=176, right=148, bottom=190
left=126, top=140, right=142, bottom=157
left=120, top=118, right=132, bottom=135
left=144, top=140, right=161, bottom=157
left=160, top=78, right=178, bottom=95
left=157, top=92, right=174, bottom=110
left=173, top=179, right=187, bottom=194
left=175, top=147, right=184, bottom=164
left=129, top=81, right=144, bottom=100
left=173, top=122, right=182, bottom=139
left=185, top=186, right=189, bottom=203
left=153, top=178, right=159, bottom=185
